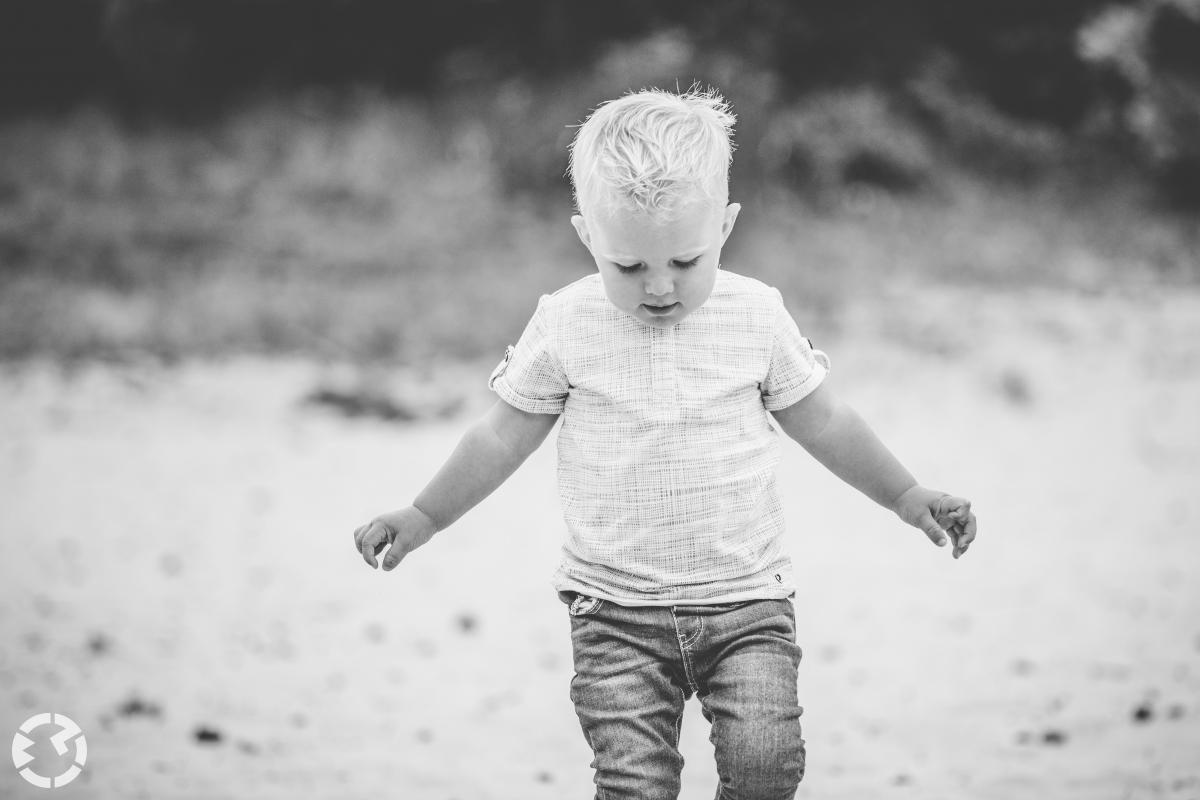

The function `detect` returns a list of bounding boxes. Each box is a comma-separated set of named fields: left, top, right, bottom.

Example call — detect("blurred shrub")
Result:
left=906, top=55, right=1074, bottom=184
left=0, top=91, right=584, bottom=361
left=1078, top=0, right=1200, bottom=206
left=757, top=88, right=934, bottom=198
left=920, top=0, right=1113, bottom=129
left=2, top=84, right=1197, bottom=364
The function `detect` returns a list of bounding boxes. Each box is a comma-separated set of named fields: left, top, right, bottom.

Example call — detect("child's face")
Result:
left=571, top=198, right=740, bottom=328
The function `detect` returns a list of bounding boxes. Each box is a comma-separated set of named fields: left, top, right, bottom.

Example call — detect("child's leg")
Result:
left=691, top=599, right=806, bottom=800
left=563, top=593, right=691, bottom=800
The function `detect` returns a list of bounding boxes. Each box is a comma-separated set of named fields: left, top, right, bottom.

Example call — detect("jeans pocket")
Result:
left=567, top=593, right=605, bottom=617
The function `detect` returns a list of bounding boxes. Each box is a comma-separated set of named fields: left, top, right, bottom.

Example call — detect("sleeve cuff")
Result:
left=491, top=378, right=567, bottom=415
left=761, top=361, right=828, bottom=411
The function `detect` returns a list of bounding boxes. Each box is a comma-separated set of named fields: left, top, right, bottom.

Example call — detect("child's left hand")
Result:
left=893, top=486, right=977, bottom=559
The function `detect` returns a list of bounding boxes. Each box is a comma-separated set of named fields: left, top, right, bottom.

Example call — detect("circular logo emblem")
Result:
left=12, top=713, right=88, bottom=789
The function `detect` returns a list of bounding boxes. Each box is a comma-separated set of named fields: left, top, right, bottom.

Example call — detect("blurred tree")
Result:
left=924, top=0, right=1114, bottom=128
left=1079, top=0, right=1200, bottom=205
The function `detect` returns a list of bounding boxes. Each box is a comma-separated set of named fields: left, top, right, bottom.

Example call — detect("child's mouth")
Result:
left=642, top=303, right=680, bottom=316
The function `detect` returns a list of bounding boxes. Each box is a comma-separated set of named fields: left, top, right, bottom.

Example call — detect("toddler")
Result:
left=353, top=87, right=977, bottom=800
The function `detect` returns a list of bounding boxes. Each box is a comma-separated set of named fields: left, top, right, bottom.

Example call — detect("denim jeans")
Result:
left=561, top=591, right=806, bottom=800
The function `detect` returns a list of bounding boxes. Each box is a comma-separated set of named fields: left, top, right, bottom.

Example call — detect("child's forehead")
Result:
left=586, top=199, right=722, bottom=254
left=596, top=199, right=713, bottom=227
left=584, top=187, right=721, bottom=228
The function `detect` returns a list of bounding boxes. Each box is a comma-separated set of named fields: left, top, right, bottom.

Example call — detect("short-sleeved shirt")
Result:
left=489, top=270, right=829, bottom=606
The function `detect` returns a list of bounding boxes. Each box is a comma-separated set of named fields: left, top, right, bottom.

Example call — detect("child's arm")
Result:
left=353, top=399, right=559, bottom=571
left=771, top=382, right=977, bottom=558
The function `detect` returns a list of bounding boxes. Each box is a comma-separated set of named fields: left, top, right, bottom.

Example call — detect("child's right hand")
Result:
left=352, top=506, right=438, bottom=571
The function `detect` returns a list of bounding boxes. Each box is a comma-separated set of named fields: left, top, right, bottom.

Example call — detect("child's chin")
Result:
left=639, top=310, right=687, bottom=328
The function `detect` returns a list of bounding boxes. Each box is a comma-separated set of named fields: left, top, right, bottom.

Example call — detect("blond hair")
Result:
left=568, top=86, right=736, bottom=220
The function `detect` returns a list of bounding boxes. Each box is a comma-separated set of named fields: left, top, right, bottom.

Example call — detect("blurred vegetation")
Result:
left=0, top=1, right=1198, bottom=363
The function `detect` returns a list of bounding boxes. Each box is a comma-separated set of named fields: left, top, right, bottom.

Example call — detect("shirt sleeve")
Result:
left=761, top=291, right=830, bottom=411
left=488, top=294, right=569, bottom=415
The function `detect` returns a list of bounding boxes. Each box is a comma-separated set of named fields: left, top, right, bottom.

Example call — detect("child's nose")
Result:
left=645, top=273, right=674, bottom=297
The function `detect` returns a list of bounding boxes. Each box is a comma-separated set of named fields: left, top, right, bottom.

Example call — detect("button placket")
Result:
left=650, top=326, right=679, bottom=422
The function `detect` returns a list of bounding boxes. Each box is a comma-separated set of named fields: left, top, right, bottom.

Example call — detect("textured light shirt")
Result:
left=489, top=270, right=829, bottom=606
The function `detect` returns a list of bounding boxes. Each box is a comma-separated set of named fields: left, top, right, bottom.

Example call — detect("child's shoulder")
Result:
left=709, top=269, right=786, bottom=310
left=536, top=273, right=607, bottom=316
left=548, top=272, right=604, bottom=301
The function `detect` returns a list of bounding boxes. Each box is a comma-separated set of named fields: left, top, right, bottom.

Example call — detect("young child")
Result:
left=352, top=87, right=977, bottom=800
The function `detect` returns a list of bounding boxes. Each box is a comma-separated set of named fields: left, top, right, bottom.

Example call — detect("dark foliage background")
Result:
left=5, top=1, right=1196, bottom=130
left=1, top=1, right=1198, bottom=362
left=2, top=1, right=1196, bottom=165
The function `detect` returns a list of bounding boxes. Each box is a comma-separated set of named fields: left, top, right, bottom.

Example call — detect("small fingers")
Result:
left=958, top=509, right=977, bottom=545
left=360, top=522, right=387, bottom=569
left=952, top=536, right=967, bottom=559
left=953, top=510, right=978, bottom=558
left=946, top=498, right=975, bottom=538
left=357, top=519, right=407, bottom=571
left=916, top=510, right=949, bottom=548
left=941, top=498, right=972, bottom=527
left=934, top=496, right=975, bottom=559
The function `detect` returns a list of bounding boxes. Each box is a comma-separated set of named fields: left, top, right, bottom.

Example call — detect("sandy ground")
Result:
left=2, top=284, right=1199, bottom=800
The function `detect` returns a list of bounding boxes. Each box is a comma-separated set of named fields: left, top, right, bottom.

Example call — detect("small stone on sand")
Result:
left=1041, top=729, right=1067, bottom=745
left=87, top=632, right=112, bottom=656
left=1010, top=658, right=1036, bottom=676
left=159, top=553, right=183, bottom=577
left=364, top=622, right=386, bottom=643
left=998, top=369, right=1033, bottom=406
left=117, top=695, right=163, bottom=719
left=193, top=726, right=223, bottom=745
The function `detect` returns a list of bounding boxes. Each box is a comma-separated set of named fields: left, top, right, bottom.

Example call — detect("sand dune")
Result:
left=2, top=285, right=1198, bottom=799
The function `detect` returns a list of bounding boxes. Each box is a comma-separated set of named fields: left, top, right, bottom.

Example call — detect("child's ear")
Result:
left=570, top=214, right=593, bottom=253
left=720, top=203, right=741, bottom=244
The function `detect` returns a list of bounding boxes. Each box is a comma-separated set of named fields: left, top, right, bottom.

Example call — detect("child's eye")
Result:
left=673, top=256, right=702, bottom=268
left=615, top=263, right=642, bottom=274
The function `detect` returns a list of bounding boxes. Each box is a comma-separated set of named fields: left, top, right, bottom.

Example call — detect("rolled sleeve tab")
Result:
left=761, top=293, right=830, bottom=411
left=488, top=295, right=569, bottom=415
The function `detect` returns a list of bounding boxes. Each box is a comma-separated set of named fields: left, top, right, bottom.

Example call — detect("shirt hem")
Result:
left=553, top=574, right=796, bottom=607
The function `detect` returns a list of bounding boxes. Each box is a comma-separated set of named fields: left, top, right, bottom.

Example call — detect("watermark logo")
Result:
left=12, top=713, right=88, bottom=789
